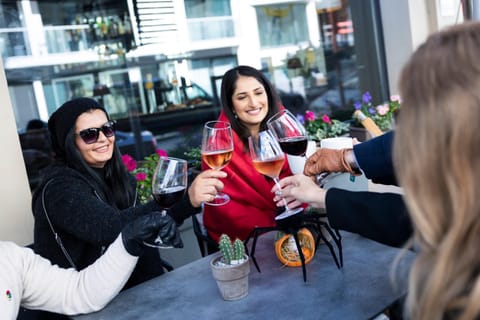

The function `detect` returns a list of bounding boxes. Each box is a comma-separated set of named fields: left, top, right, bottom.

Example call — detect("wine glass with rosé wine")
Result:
left=248, top=130, right=303, bottom=220
left=267, top=109, right=308, bottom=157
left=144, top=156, right=188, bottom=248
left=201, top=121, right=234, bottom=206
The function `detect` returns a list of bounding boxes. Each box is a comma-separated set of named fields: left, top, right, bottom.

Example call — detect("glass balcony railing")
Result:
left=43, top=25, right=90, bottom=54
left=0, top=28, right=29, bottom=58
left=1, top=24, right=130, bottom=59
left=187, top=17, right=234, bottom=41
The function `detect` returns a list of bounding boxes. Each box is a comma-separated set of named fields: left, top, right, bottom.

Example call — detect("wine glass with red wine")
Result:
left=248, top=130, right=303, bottom=220
left=267, top=109, right=308, bottom=157
left=144, top=156, right=188, bottom=248
left=201, top=121, right=234, bottom=206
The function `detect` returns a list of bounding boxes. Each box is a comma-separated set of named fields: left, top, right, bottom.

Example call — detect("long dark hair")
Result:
left=220, top=65, right=281, bottom=149
left=64, top=127, right=135, bottom=209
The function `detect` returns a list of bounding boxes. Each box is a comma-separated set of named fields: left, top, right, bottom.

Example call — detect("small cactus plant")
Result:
left=218, top=234, right=246, bottom=265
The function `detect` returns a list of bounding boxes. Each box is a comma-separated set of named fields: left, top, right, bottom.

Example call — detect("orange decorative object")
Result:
left=274, top=228, right=315, bottom=267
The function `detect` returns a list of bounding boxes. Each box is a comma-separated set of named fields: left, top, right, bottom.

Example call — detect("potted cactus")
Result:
left=210, top=234, right=250, bottom=301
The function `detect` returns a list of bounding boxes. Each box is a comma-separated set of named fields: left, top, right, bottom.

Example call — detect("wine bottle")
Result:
left=353, top=110, right=383, bottom=137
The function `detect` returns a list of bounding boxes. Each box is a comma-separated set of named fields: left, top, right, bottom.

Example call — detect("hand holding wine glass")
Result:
left=144, top=157, right=188, bottom=248
left=248, top=130, right=303, bottom=220
left=201, top=121, right=234, bottom=206
left=267, top=109, right=308, bottom=157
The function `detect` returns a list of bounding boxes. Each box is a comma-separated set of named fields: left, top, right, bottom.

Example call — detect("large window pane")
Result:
left=255, top=3, right=308, bottom=48
left=184, top=0, right=231, bottom=18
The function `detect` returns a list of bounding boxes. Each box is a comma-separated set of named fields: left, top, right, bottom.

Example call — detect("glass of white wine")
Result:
left=248, top=130, right=303, bottom=220
left=201, top=121, right=234, bottom=206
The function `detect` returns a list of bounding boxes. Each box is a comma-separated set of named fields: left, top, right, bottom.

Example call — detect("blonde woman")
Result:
left=394, top=21, right=480, bottom=319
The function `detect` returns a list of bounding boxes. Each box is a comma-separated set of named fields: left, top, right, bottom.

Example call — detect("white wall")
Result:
left=380, top=0, right=430, bottom=95
left=380, top=0, right=463, bottom=95
left=0, top=58, right=34, bottom=245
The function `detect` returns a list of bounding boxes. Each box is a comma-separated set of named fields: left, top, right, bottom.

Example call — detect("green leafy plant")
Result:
left=353, top=91, right=401, bottom=131
left=121, top=149, right=168, bottom=204
left=218, top=234, right=246, bottom=265
left=297, top=110, right=349, bottom=141
left=184, top=146, right=202, bottom=170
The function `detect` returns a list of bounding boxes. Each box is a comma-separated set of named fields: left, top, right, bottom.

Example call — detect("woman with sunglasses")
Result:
left=31, top=97, right=226, bottom=293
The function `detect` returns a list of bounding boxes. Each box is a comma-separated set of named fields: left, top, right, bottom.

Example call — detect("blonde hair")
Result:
left=395, top=21, right=480, bottom=320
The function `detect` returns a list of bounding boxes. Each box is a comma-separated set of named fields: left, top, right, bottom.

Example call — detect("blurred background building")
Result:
left=3, top=0, right=447, bottom=136
left=2, top=0, right=466, bottom=139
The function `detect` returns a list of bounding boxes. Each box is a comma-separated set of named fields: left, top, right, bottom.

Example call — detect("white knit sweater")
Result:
left=0, top=235, right=137, bottom=319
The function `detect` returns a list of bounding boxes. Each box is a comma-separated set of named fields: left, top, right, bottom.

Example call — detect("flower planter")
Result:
left=349, top=126, right=372, bottom=142
left=210, top=255, right=250, bottom=301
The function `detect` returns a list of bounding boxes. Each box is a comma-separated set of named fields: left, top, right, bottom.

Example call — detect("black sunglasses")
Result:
left=77, top=120, right=116, bottom=144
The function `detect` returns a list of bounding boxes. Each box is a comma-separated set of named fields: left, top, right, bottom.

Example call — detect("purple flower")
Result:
left=368, top=107, right=376, bottom=115
left=354, top=102, right=362, bottom=110
left=296, top=114, right=305, bottom=124
left=362, top=92, right=372, bottom=104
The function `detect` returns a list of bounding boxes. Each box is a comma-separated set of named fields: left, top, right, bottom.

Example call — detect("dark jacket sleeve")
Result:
left=325, top=188, right=412, bottom=248
left=353, top=131, right=397, bottom=185
left=168, top=191, right=200, bottom=224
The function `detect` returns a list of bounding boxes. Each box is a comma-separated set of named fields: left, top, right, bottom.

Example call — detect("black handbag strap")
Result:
left=42, top=179, right=77, bottom=269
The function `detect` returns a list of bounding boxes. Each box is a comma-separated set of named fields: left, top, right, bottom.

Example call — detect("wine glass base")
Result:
left=204, top=193, right=230, bottom=206
left=143, top=236, right=174, bottom=249
left=275, top=207, right=304, bottom=220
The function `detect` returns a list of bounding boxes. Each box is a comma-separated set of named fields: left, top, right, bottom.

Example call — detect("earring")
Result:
left=233, top=113, right=238, bottom=119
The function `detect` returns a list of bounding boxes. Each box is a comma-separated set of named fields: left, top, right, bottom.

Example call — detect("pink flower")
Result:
left=322, top=114, right=331, bottom=123
left=121, top=154, right=137, bottom=172
left=376, top=104, right=389, bottom=116
left=156, top=149, right=168, bottom=157
left=390, top=95, right=401, bottom=102
left=304, top=110, right=316, bottom=122
left=135, top=172, right=147, bottom=181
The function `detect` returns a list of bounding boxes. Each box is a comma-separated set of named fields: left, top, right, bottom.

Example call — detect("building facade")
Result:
left=1, top=0, right=389, bottom=130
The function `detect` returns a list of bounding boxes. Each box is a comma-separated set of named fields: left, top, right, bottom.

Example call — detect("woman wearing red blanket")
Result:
left=202, top=65, right=298, bottom=243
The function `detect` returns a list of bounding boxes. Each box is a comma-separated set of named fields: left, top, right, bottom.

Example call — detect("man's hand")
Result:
left=303, top=148, right=359, bottom=176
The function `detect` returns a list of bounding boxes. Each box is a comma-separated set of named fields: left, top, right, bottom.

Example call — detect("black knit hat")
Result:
left=48, top=97, right=107, bottom=159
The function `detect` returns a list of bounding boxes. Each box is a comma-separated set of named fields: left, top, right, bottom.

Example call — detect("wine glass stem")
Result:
left=273, top=177, right=290, bottom=211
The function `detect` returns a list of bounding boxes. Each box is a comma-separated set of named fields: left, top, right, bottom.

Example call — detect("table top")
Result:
left=73, top=232, right=414, bottom=320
